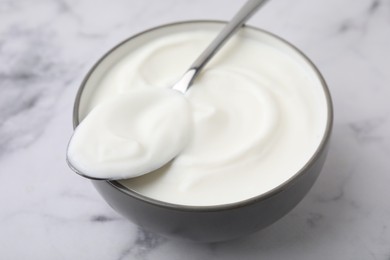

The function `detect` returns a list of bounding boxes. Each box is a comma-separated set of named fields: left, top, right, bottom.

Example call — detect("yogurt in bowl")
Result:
left=73, top=21, right=333, bottom=241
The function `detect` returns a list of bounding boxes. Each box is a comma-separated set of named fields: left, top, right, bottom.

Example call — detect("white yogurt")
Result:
left=68, top=88, right=191, bottom=179
left=78, top=26, right=328, bottom=206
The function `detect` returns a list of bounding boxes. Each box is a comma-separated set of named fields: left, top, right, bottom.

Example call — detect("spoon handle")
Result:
left=173, top=0, right=269, bottom=93
left=191, top=0, right=268, bottom=72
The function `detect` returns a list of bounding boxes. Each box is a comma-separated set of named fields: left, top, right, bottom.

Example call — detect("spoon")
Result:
left=67, top=0, right=269, bottom=180
left=172, top=0, right=269, bottom=94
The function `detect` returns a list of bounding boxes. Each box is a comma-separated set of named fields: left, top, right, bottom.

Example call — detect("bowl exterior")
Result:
left=92, top=142, right=328, bottom=242
left=72, top=21, right=333, bottom=242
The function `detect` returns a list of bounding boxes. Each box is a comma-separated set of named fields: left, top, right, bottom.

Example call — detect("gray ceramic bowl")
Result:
left=73, top=21, right=333, bottom=242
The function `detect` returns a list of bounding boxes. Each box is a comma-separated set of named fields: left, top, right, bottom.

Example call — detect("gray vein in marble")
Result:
left=2, top=209, right=123, bottom=226
left=368, top=0, right=381, bottom=14
left=90, top=215, right=121, bottom=223
left=55, top=0, right=82, bottom=22
left=118, top=228, right=166, bottom=260
left=305, top=212, right=324, bottom=228
left=336, top=0, right=385, bottom=35
left=337, top=21, right=352, bottom=34
left=349, top=117, right=387, bottom=143
left=0, top=26, right=79, bottom=157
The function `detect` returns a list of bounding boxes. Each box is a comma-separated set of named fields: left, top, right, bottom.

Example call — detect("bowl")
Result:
left=72, top=21, right=333, bottom=242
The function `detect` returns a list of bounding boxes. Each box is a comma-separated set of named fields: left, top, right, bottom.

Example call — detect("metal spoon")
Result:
left=67, top=0, right=269, bottom=180
left=172, top=0, right=269, bottom=94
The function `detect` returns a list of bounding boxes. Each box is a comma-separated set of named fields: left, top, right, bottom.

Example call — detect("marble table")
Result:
left=1, top=0, right=389, bottom=259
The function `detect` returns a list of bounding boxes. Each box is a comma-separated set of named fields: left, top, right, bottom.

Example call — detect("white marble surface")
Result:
left=1, top=0, right=389, bottom=259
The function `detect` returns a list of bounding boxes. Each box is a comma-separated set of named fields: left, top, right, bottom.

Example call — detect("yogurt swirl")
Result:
left=80, top=28, right=328, bottom=206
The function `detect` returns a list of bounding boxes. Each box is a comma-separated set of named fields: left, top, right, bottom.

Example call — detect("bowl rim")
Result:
left=72, top=20, right=333, bottom=212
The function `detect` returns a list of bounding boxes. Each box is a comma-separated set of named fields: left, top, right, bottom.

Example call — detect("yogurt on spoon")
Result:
left=67, top=88, right=191, bottom=180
